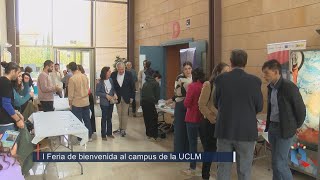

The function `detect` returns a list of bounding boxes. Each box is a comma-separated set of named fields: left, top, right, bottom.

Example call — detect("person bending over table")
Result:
left=141, top=71, right=161, bottom=141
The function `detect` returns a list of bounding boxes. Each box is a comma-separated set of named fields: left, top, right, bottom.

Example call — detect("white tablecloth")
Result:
left=54, top=97, right=70, bottom=111
left=157, top=106, right=174, bottom=115
left=138, top=105, right=175, bottom=115
left=31, top=111, right=89, bottom=146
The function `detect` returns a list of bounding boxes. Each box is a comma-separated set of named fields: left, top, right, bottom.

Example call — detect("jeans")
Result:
left=199, top=119, right=217, bottom=179
left=217, top=139, right=255, bottom=180
left=173, top=101, right=189, bottom=152
left=186, top=122, right=200, bottom=170
left=40, top=101, right=54, bottom=112
left=71, top=105, right=92, bottom=138
left=100, top=105, right=114, bottom=137
left=268, top=122, right=293, bottom=180
left=0, top=124, right=16, bottom=134
left=141, top=100, right=158, bottom=138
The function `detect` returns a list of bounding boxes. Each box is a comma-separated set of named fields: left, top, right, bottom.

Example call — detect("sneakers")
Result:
left=102, top=137, right=107, bottom=141
left=89, top=138, right=93, bottom=142
left=181, top=168, right=196, bottom=176
left=113, top=129, right=121, bottom=134
left=113, top=129, right=126, bottom=137
left=120, top=130, right=126, bottom=137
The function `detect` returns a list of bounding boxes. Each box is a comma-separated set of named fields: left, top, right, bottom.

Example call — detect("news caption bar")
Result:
left=33, top=152, right=236, bottom=162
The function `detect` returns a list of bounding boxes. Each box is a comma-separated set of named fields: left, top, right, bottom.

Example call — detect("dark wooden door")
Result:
left=165, top=43, right=189, bottom=99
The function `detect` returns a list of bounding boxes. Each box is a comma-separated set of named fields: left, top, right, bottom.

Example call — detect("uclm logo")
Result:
left=178, top=153, right=201, bottom=160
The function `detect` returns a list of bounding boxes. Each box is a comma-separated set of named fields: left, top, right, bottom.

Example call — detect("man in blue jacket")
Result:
left=214, top=49, right=263, bottom=180
left=262, top=59, right=306, bottom=180
left=111, top=62, right=135, bottom=137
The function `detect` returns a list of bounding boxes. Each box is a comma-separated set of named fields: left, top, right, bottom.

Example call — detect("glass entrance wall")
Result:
left=17, top=0, right=52, bottom=46
left=52, top=0, right=91, bottom=47
left=54, top=48, right=94, bottom=91
left=15, top=0, right=128, bottom=87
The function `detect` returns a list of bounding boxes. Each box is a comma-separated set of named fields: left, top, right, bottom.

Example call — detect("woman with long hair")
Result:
left=198, top=62, right=230, bottom=180
left=12, top=72, right=34, bottom=112
left=0, top=62, right=25, bottom=134
left=12, top=72, right=35, bottom=121
left=96, top=67, right=118, bottom=140
left=171, top=61, right=193, bottom=152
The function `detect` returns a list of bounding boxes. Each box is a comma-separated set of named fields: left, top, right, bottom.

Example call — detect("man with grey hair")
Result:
left=126, top=61, right=138, bottom=117
left=214, top=49, right=263, bottom=180
left=111, top=62, right=135, bottom=137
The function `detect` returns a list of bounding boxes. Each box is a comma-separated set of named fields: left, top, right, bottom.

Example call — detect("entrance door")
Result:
left=54, top=48, right=95, bottom=96
left=165, top=43, right=189, bottom=99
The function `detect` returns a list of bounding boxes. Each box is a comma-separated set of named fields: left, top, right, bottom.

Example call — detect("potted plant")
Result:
left=112, top=56, right=127, bottom=71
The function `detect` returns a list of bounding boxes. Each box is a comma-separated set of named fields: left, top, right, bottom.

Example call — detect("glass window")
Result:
left=56, top=49, right=81, bottom=68
left=17, top=0, right=52, bottom=46
left=52, top=0, right=91, bottom=47
left=18, top=47, right=52, bottom=78
left=96, top=2, right=127, bottom=47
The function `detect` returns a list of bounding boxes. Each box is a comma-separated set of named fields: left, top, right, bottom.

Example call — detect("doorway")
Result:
left=54, top=48, right=95, bottom=96
left=165, top=43, right=189, bottom=99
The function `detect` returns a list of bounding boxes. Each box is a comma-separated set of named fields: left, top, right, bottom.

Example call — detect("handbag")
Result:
left=109, top=97, right=117, bottom=104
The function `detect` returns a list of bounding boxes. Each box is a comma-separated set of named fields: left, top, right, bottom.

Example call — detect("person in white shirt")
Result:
left=110, top=62, right=135, bottom=137
left=50, top=63, right=63, bottom=97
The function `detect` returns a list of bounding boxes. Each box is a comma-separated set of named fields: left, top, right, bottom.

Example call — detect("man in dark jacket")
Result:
left=214, top=49, right=263, bottom=180
left=141, top=71, right=161, bottom=140
left=262, top=59, right=306, bottom=180
left=111, top=62, right=135, bottom=137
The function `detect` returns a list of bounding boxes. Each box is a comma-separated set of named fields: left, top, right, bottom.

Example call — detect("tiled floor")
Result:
left=26, top=112, right=314, bottom=180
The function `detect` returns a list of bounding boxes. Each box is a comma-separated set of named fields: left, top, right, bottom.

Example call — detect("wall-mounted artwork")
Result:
left=288, top=49, right=319, bottom=178
left=267, top=40, right=306, bottom=79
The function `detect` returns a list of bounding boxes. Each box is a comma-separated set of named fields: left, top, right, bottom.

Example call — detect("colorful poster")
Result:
left=289, top=50, right=320, bottom=145
left=288, top=49, right=319, bottom=177
left=267, top=40, right=306, bottom=79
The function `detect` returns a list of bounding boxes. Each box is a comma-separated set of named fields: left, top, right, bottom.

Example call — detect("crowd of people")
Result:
left=165, top=49, right=306, bottom=180
left=0, top=48, right=306, bottom=180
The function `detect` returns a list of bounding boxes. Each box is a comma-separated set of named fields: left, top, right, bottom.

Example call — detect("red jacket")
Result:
left=184, top=81, right=203, bottom=123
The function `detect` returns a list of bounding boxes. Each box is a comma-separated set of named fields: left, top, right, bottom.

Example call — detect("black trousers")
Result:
left=141, top=100, right=158, bottom=138
left=199, top=118, right=217, bottom=180
left=89, top=93, right=96, bottom=133
left=40, top=101, right=54, bottom=112
left=132, top=98, right=136, bottom=113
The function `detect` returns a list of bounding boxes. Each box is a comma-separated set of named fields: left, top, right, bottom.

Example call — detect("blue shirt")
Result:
left=270, top=78, right=281, bottom=122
